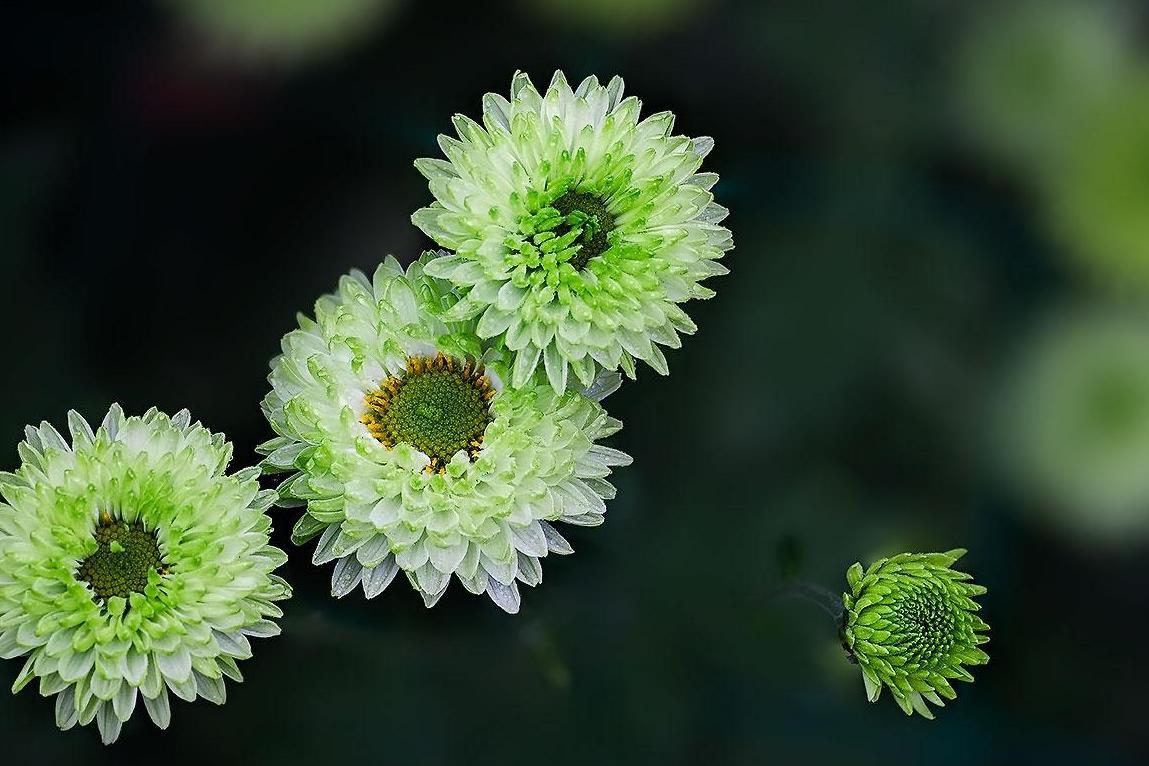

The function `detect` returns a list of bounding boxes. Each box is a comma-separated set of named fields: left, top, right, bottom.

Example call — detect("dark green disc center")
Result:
left=552, top=190, right=616, bottom=270
left=893, top=590, right=956, bottom=660
left=77, top=520, right=165, bottom=603
left=379, top=369, right=491, bottom=465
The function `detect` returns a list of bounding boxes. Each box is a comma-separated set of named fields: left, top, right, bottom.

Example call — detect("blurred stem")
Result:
left=769, top=580, right=845, bottom=625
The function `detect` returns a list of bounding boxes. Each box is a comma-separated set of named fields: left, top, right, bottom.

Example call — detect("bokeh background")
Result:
left=3, top=0, right=1149, bottom=763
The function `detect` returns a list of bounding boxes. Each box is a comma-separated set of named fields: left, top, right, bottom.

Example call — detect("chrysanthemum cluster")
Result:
left=0, top=406, right=290, bottom=743
left=261, top=71, right=729, bottom=612
left=261, top=253, right=630, bottom=612
left=412, top=71, right=732, bottom=393
left=841, top=550, right=990, bottom=719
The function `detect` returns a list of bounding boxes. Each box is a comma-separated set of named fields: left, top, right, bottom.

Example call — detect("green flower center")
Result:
left=890, top=588, right=957, bottom=663
left=508, top=189, right=620, bottom=280
left=77, top=517, right=166, bottom=604
left=362, top=353, right=495, bottom=473
left=551, top=190, right=616, bottom=270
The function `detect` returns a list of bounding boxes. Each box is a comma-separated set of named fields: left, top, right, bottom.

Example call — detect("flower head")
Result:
left=0, top=406, right=291, bottom=744
left=260, top=253, right=631, bottom=613
left=412, top=70, right=732, bottom=393
left=841, top=549, right=989, bottom=719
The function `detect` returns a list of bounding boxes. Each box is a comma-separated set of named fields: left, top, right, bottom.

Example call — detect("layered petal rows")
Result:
left=260, top=253, right=631, bottom=613
left=412, top=70, right=733, bottom=393
left=841, top=550, right=990, bottom=719
left=0, top=406, right=291, bottom=743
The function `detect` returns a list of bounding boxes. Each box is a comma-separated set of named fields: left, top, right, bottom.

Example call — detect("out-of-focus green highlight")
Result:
left=997, top=307, right=1149, bottom=543
left=960, top=0, right=1149, bottom=295
left=168, top=0, right=401, bottom=63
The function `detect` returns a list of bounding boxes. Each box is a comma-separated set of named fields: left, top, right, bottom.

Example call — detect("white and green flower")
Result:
left=0, top=406, right=291, bottom=744
left=260, top=253, right=630, bottom=613
left=412, top=70, right=732, bottom=393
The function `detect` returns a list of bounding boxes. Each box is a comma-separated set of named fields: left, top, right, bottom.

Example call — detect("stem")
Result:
left=769, top=580, right=845, bottom=625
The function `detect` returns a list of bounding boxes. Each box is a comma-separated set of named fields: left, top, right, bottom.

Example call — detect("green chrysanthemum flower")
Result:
left=259, top=253, right=631, bottom=613
left=412, top=70, right=733, bottom=394
left=841, top=549, right=989, bottom=719
left=0, top=406, right=291, bottom=744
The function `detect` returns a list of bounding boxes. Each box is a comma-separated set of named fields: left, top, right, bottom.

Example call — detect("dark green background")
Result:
left=0, top=1, right=1143, bottom=763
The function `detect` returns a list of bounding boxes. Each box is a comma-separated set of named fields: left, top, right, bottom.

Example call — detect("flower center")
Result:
left=892, top=589, right=957, bottom=662
left=551, top=190, right=616, bottom=270
left=78, top=516, right=166, bottom=604
left=361, top=353, right=496, bottom=473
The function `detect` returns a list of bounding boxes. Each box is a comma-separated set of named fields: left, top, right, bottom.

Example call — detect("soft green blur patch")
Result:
left=1045, top=77, right=1149, bottom=294
left=521, top=0, right=703, bottom=36
left=172, top=0, right=398, bottom=60
left=1000, top=307, right=1149, bottom=542
left=958, top=0, right=1130, bottom=170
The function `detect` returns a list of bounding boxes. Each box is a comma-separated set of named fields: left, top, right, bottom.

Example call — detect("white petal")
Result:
left=539, top=522, right=574, bottom=555
left=361, top=555, right=400, bottom=598
left=155, top=649, right=192, bottom=683
left=511, top=522, right=549, bottom=557
left=143, top=690, right=171, bottom=729
left=112, top=684, right=137, bottom=721
left=54, top=687, right=78, bottom=730
left=96, top=703, right=122, bottom=745
left=330, top=556, right=364, bottom=598
left=486, top=577, right=521, bottom=614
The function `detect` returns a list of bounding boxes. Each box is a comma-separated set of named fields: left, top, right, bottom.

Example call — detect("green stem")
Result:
left=769, top=580, right=845, bottom=624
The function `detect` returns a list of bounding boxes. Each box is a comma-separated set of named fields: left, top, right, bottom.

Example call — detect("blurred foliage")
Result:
left=957, top=0, right=1131, bottom=171
left=519, top=0, right=704, bottom=38
left=168, top=0, right=401, bottom=65
left=960, top=0, right=1149, bottom=295
left=998, top=306, right=1149, bottom=543
left=1043, top=77, right=1149, bottom=294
